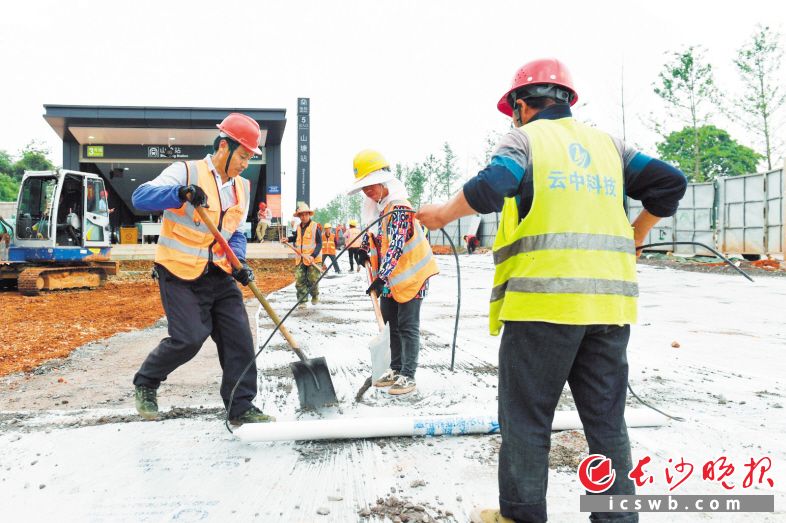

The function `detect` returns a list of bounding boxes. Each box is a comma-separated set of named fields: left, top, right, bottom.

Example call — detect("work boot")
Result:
left=134, top=385, right=159, bottom=420
left=469, top=508, right=515, bottom=523
left=230, top=406, right=276, bottom=426
left=373, top=368, right=398, bottom=387
left=311, top=295, right=319, bottom=305
left=388, top=375, right=417, bottom=395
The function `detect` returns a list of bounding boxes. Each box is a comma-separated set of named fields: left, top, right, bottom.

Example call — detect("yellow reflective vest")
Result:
left=489, top=117, right=638, bottom=335
left=369, top=200, right=439, bottom=303
left=155, top=160, right=248, bottom=280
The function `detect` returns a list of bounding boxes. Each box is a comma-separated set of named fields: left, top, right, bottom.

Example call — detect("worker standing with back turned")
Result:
left=345, top=219, right=362, bottom=272
left=131, top=113, right=275, bottom=426
left=349, top=149, right=439, bottom=396
left=417, top=58, right=687, bottom=523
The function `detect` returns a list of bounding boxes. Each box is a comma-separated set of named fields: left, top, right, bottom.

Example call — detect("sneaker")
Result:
left=373, top=368, right=399, bottom=387
left=469, top=508, right=515, bottom=523
left=230, top=406, right=276, bottom=426
left=388, top=375, right=416, bottom=395
left=311, top=296, right=319, bottom=304
left=134, top=385, right=159, bottom=420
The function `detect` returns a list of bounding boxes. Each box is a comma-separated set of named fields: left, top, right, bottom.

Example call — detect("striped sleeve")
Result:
left=463, top=130, right=530, bottom=214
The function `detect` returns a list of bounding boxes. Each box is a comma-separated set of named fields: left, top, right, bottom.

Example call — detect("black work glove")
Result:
left=232, top=261, right=255, bottom=286
left=366, top=277, right=385, bottom=297
left=356, top=249, right=370, bottom=268
left=177, top=184, right=209, bottom=208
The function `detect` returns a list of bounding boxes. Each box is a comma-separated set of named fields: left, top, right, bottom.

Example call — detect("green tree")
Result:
left=656, top=125, right=762, bottom=182
left=653, top=46, right=718, bottom=180
left=0, top=150, right=14, bottom=177
left=436, top=142, right=459, bottom=200
left=12, top=141, right=56, bottom=180
left=421, top=153, right=440, bottom=203
left=731, top=25, right=785, bottom=170
left=0, top=172, right=20, bottom=201
left=404, top=163, right=427, bottom=209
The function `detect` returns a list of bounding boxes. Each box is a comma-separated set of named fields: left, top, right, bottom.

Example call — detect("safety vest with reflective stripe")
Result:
left=322, top=230, right=336, bottom=255
left=294, top=221, right=323, bottom=265
left=372, top=200, right=439, bottom=303
left=489, top=117, right=637, bottom=335
left=155, top=160, right=249, bottom=280
left=344, top=227, right=361, bottom=248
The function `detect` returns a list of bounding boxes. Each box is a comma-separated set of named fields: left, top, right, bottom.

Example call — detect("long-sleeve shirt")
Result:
left=132, top=155, right=249, bottom=261
left=361, top=205, right=427, bottom=299
left=462, top=104, right=687, bottom=219
left=287, top=221, right=323, bottom=259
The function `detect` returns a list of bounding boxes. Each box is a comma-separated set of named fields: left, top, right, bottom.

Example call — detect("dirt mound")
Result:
left=0, top=260, right=294, bottom=376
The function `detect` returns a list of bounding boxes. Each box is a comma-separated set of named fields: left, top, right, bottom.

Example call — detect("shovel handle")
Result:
left=194, top=206, right=302, bottom=353
left=366, top=264, right=385, bottom=331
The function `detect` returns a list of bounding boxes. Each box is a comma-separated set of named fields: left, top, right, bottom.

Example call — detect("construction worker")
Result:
left=255, top=201, right=272, bottom=242
left=344, top=219, right=362, bottom=272
left=321, top=223, right=341, bottom=273
left=349, top=149, right=439, bottom=395
left=281, top=201, right=322, bottom=305
left=130, top=112, right=275, bottom=425
left=417, top=58, right=687, bottom=523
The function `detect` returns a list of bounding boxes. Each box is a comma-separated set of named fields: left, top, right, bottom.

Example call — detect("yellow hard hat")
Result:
left=324, top=223, right=333, bottom=229
left=349, top=219, right=358, bottom=227
left=353, top=149, right=389, bottom=180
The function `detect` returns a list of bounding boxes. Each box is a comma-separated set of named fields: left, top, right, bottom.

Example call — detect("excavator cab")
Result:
left=3, top=170, right=117, bottom=295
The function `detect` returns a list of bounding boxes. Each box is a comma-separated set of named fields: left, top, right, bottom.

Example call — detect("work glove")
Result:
left=356, top=249, right=370, bottom=268
left=232, top=261, right=255, bottom=286
left=178, top=184, right=209, bottom=208
left=366, top=277, right=385, bottom=297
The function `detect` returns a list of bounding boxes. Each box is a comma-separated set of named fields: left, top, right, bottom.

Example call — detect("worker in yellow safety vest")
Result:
left=348, top=149, right=439, bottom=396
left=417, top=58, right=687, bottom=523
left=130, top=112, right=275, bottom=426
left=281, top=201, right=323, bottom=305
left=321, top=223, right=341, bottom=274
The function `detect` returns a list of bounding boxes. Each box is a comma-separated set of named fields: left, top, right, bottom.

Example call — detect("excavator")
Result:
left=0, top=169, right=118, bottom=295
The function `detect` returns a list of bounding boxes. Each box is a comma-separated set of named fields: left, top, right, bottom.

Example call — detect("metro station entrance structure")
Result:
left=43, top=105, right=286, bottom=242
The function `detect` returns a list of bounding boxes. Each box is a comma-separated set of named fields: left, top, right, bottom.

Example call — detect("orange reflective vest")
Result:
left=322, top=230, right=336, bottom=255
left=344, top=226, right=361, bottom=248
left=294, top=221, right=323, bottom=265
left=370, top=200, right=439, bottom=302
left=155, top=160, right=248, bottom=280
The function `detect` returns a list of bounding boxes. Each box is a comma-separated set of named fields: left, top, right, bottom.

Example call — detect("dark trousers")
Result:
left=498, top=321, right=637, bottom=523
left=348, top=248, right=361, bottom=270
left=133, top=264, right=257, bottom=418
left=324, top=254, right=341, bottom=273
left=380, top=296, right=422, bottom=378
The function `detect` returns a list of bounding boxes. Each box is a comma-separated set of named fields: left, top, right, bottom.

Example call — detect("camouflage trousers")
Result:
left=294, top=263, right=321, bottom=302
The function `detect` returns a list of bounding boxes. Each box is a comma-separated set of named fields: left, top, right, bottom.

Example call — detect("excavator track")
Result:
left=17, top=266, right=107, bottom=296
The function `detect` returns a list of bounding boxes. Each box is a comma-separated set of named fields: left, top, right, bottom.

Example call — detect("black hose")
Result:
left=225, top=209, right=461, bottom=433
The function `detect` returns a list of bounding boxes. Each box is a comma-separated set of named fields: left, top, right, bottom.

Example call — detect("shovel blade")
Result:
left=290, top=357, right=338, bottom=409
left=369, top=324, right=391, bottom=383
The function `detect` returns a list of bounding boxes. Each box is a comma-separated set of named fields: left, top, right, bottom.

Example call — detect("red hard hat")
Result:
left=258, top=202, right=266, bottom=209
left=216, top=113, right=263, bottom=155
left=497, top=58, right=578, bottom=117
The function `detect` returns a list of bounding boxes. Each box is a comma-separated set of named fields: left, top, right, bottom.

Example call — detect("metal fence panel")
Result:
left=627, top=199, right=674, bottom=251
left=765, top=168, right=784, bottom=254
left=673, top=182, right=715, bottom=255
left=719, top=173, right=766, bottom=254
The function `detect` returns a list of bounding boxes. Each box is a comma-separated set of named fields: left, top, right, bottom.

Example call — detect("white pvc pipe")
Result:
left=233, top=408, right=667, bottom=442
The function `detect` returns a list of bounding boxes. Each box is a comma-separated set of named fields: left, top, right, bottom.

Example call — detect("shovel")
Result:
left=194, top=206, right=337, bottom=409
left=355, top=264, right=392, bottom=401
left=278, top=229, right=327, bottom=272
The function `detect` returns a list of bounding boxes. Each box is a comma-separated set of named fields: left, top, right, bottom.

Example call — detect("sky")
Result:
left=1, top=0, right=784, bottom=215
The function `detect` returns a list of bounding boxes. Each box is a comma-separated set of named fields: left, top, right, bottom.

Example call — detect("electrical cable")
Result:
left=225, top=209, right=461, bottom=433
left=628, top=240, right=754, bottom=422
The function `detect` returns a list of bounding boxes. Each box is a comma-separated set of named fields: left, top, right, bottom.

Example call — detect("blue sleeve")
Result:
left=463, top=159, right=525, bottom=214
left=624, top=153, right=687, bottom=217
left=131, top=184, right=182, bottom=211
left=312, top=226, right=322, bottom=258
left=228, top=230, right=247, bottom=261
